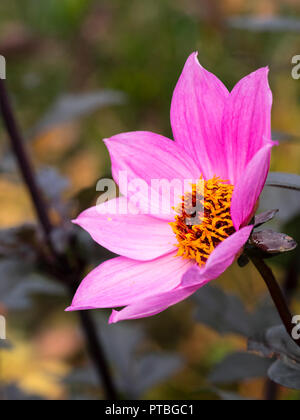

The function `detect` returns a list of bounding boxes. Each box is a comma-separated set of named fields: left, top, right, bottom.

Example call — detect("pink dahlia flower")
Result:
left=67, top=52, right=275, bottom=323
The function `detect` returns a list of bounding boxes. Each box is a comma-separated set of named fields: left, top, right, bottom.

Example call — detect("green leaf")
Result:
left=266, top=172, right=300, bottom=192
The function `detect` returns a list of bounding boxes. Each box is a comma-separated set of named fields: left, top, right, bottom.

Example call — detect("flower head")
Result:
left=170, top=176, right=235, bottom=265
left=67, top=52, right=275, bottom=323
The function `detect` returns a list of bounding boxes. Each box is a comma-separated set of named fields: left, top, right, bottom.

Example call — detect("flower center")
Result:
left=170, top=176, right=235, bottom=266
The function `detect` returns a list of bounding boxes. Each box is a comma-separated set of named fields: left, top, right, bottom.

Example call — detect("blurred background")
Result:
left=0, top=0, right=300, bottom=400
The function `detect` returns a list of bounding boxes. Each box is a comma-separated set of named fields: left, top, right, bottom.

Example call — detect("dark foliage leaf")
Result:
left=69, top=394, right=98, bottom=401
left=250, top=300, right=282, bottom=334
left=266, top=326, right=300, bottom=363
left=132, top=353, right=183, bottom=397
left=249, top=229, right=297, bottom=255
left=265, top=172, right=300, bottom=192
left=0, top=339, right=12, bottom=349
left=271, top=131, right=298, bottom=143
left=194, top=285, right=281, bottom=338
left=248, top=325, right=300, bottom=390
left=74, top=228, right=117, bottom=266
left=0, top=153, right=17, bottom=174
left=268, top=360, right=300, bottom=390
left=37, top=167, right=69, bottom=201
left=64, top=366, right=99, bottom=387
left=237, top=253, right=249, bottom=267
left=66, top=318, right=183, bottom=399
left=249, top=325, right=300, bottom=363
left=212, top=388, right=254, bottom=401
left=99, top=320, right=183, bottom=398
left=2, top=384, right=43, bottom=400
left=0, top=260, right=65, bottom=310
left=73, top=185, right=100, bottom=214
left=37, top=167, right=72, bottom=223
left=0, top=224, right=39, bottom=260
left=194, top=285, right=255, bottom=337
left=65, top=319, right=183, bottom=398
left=227, top=16, right=300, bottom=32
left=30, top=90, right=127, bottom=137
left=254, top=209, right=279, bottom=228
left=208, top=352, right=272, bottom=384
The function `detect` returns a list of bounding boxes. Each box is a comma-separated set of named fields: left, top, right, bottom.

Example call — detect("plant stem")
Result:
left=0, top=80, right=54, bottom=252
left=263, top=255, right=300, bottom=401
left=250, top=256, right=300, bottom=348
left=78, top=311, right=118, bottom=399
left=0, top=79, right=118, bottom=400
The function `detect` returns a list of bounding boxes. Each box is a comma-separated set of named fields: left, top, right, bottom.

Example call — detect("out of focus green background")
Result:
left=1, top=0, right=300, bottom=400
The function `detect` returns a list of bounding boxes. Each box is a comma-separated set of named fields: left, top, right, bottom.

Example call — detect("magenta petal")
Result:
left=222, top=67, right=273, bottom=184
left=108, top=225, right=253, bottom=323
left=109, top=285, right=198, bottom=324
left=66, top=252, right=194, bottom=311
left=170, top=52, right=229, bottom=180
left=231, top=143, right=274, bottom=230
left=181, top=225, right=253, bottom=288
left=104, top=131, right=200, bottom=220
left=73, top=197, right=175, bottom=261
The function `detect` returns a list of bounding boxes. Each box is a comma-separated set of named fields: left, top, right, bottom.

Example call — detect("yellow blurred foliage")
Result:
left=0, top=338, right=69, bottom=400
left=64, top=150, right=102, bottom=193
left=0, top=179, right=34, bottom=228
left=33, top=123, right=80, bottom=163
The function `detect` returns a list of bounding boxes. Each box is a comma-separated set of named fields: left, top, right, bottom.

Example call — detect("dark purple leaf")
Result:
left=268, top=360, right=300, bottom=390
left=254, top=209, right=279, bottom=228
left=250, top=230, right=297, bottom=254
left=208, top=352, right=272, bottom=384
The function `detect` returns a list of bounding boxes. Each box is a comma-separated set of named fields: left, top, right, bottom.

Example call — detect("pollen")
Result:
left=169, top=176, right=235, bottom=266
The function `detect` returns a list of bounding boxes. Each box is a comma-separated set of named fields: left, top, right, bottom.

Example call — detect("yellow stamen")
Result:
left=169, top=176, right=235, bottom=266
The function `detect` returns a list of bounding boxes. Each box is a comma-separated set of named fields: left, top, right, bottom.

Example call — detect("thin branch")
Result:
left=283, top=254, right=300, bottom=305
left=0, top=79, right=54, bottom=251
left=250, top=256, right=300, bottom=348
left=0, top=78, right=118, bottom=400
left=78, top=311, right=118, bottom=399
left=264, top=254, right=300, bottom=401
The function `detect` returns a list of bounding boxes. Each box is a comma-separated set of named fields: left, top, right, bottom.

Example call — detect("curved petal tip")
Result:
left=109, top=310, right=119, bottom=324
